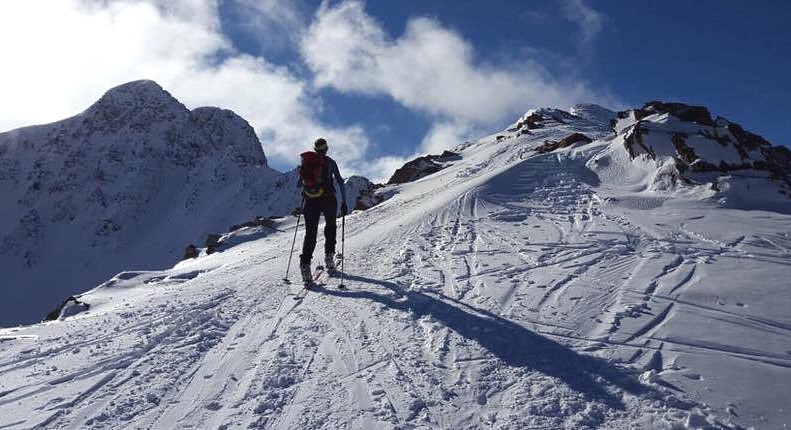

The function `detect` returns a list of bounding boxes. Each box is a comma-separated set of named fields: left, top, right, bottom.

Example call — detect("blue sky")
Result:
left=1, top=1, right=788, bottom=181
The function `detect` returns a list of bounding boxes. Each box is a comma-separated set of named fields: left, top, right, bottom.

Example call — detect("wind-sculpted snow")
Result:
left=2, top=103, right=789, bottom=429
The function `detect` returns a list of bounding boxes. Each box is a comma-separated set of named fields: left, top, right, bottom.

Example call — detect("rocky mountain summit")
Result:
left=500, top=101, right=791, bottom=209
left=362, top=100, right=789, bottom=218
left=0, top=80, right=300, bottom=325
left=615, top=101, right=790, bottom=180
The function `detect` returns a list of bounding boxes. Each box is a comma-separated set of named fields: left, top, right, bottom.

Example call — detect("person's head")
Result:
left=314, top=138, right=328, bottom=155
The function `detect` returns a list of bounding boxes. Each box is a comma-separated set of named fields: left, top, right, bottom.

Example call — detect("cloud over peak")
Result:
left=1, top=0, right=618, bottom=182
left=302, top=0, right=614, bottom=153
left=0, top=0, right=370, bottom=175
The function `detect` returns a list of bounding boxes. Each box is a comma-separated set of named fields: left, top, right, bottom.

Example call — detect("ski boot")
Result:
left=300, top=263, right=312, bottom=285
left=325, top=253, right=336, bottom=273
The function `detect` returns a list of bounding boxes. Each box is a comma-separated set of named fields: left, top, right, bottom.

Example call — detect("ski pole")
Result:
left=284, top=203, right=304, bottom=282
left=339, top=213, right=346, bottom=288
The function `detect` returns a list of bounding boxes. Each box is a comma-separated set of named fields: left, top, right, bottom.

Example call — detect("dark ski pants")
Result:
left=300, top=195, right=337, bottom=265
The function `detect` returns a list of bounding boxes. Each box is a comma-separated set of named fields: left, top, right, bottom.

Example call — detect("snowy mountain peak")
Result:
left=506, top=106, right=614, bottom=134
left=0, top=80, right=300, bottom=326
left=588, top=100, right=791, bottom=211
left=190, top=107, right=268, bottom=167
left=84, top=79, right=187, bottom=122
left=612, top=100, right=790, bottom=178
left=94, top=79, right=180, bottom=109
left=507, top=107, right=579, bottom=132
left=569, top=103, right=617, bottom=125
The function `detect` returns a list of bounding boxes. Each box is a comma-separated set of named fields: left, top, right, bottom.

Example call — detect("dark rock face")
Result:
left=354, top=182, right=386, bottom=211
left=230, top=216, right=276, bottom=232
left=623, top=124, right=653, bottom=160
left=625, top=101, right=715, bottom=126
left=726, top=122, right=771, bottom=152
left=535, top=133, right=593, bottom=154
left=183, top=244, right=199, bottom=260
left=44, top=296, right=90, bottom=321
left=671, top=133, right=698, bottom=167
left=340, top=175, right=387, bottom=211
left=387, top=151, right=461, bottom=185
left=205, top=234, right=222, bottom=254
left=521, top=113, right=544, bottom=130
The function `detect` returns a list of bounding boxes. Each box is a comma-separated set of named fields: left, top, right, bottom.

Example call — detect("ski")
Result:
left=292, top=255, right=346, bottom=300
left=293, top=266, right=327, bottom=300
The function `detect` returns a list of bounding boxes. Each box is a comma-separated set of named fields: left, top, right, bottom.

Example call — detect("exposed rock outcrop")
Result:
left=387, top=151, right=461, bottom=185
left=205, top=234, right=222, bottom=255
left=535, top=133, right=593, bottom=154
left=230, top=216, right=276, bottom=232
left=615, top=101, right=790, bottom=181
left=620, top=101, right=716, bottom=126
left=508, top=108, right=579, bottom=132
left=352, top=178, right=386, bottom=211
left=606, top=100, right=791, bottom=199
left=44, top=296, right=90, bottom=321
left=183, top=244, right=199, bottom=260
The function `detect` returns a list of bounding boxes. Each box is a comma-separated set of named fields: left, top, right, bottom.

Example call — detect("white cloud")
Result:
left=420, top=122, right=475, bottom=155
left=167, top=55, right=369, bottom=166
left=351, top=155, right=408, bottom=184
left=301, top=0, right=614, bottom=154
left=0, top=0, right=618, bottom=183
left=563, top=0, right=606, bottom=52
left=0, top=0, right=368, bottom=175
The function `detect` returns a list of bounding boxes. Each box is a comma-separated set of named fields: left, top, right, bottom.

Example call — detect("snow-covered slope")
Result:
left=0, top=80, right=302, bottom=326
left=1, top=103, right=789, bottom=429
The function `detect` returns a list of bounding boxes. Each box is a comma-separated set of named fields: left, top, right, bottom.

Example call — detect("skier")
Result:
left=296, top=138, right=348, bottom=285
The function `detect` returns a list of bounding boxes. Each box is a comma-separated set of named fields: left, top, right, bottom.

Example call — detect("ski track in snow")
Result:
left=2, top=127, right=790, bottom=429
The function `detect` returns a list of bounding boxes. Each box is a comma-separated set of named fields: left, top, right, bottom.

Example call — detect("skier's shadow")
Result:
left=313, top=272, right=660, bottom=410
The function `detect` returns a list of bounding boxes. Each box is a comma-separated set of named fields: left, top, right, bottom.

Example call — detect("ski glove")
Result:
left=292, top=207, right=303, bottom=216
left=341, top=203, right=348, bottom=216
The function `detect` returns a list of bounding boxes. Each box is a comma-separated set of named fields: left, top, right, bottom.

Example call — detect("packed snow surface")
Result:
left=1, top=111, right=790, bottom=429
